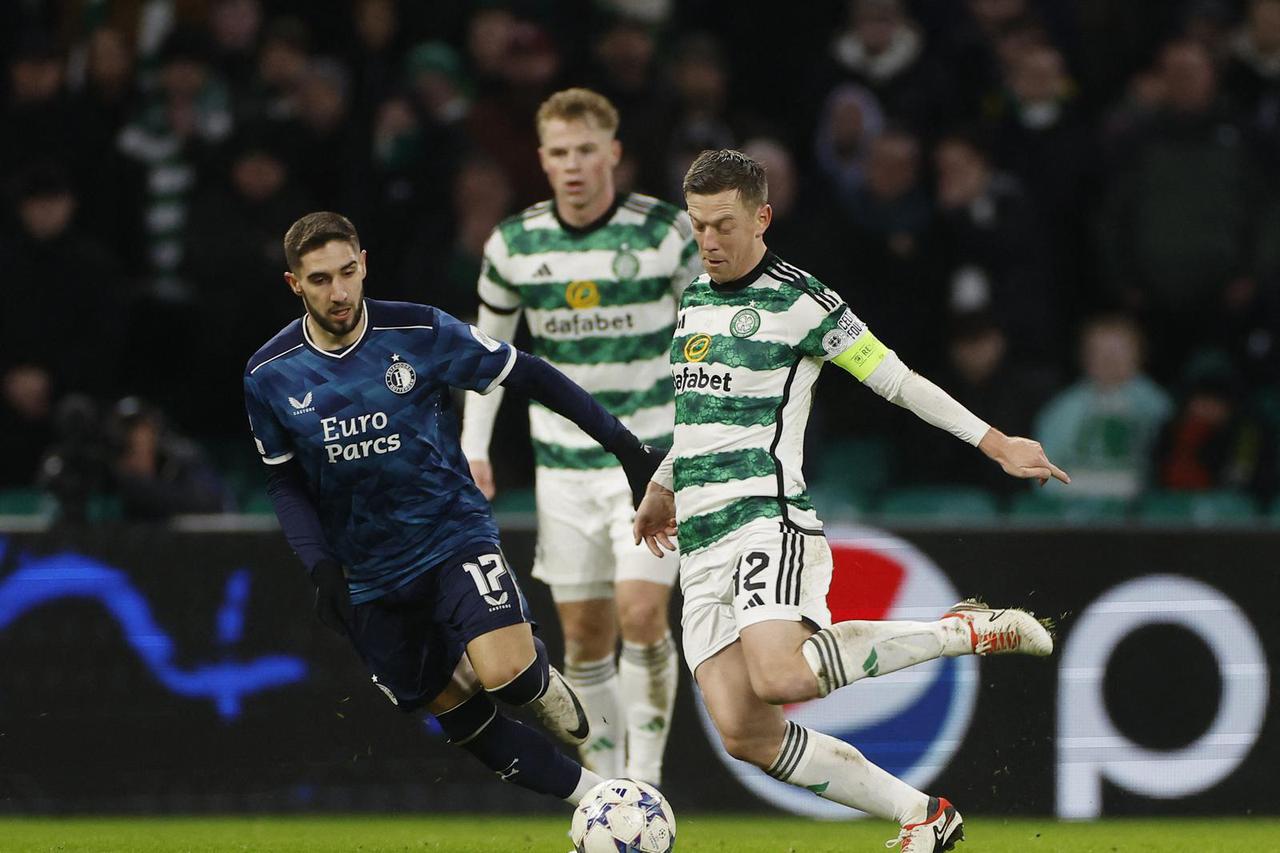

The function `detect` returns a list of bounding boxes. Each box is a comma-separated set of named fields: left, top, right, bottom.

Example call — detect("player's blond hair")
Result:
left=536, top=88, right=620, bottom=139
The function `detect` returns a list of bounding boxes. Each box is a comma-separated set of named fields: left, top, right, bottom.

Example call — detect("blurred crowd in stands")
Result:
left=2, top=0, right=1279, bottom=522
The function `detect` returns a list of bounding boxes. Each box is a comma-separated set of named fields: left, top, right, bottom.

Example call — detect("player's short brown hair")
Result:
left=283, top=211, right=360, bottom=271
left=536, top=87, right=620, bottom=138
left=682, top=149, right=769, bottom=211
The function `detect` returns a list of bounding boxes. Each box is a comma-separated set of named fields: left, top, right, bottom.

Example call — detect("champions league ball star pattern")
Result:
left=696, top=527, right=979, bottom=819
left=571, top=778, right=676, bottom=853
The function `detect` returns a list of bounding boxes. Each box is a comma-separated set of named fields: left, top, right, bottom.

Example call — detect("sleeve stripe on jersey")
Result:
left=248, top=342, right=305, bottom=375
left=481, top=345, right=518, bottom=395
left=480, top=297, right=521, bottom=315
left=769, top=260, right=841, bottom=312
left=261, top=450, right=295, bottom=465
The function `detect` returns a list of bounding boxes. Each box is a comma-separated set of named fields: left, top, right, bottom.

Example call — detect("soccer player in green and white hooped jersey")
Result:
left=461, top=89, right=702, bottom=784
left=634, top=150, right=1072, bottom=851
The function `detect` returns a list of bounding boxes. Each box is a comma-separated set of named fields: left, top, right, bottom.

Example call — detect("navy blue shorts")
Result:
left=346, top=544, right=532, bottom=713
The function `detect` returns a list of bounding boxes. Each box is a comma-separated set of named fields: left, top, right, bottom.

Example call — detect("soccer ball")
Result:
left=570, top=778, right=676, bottom=853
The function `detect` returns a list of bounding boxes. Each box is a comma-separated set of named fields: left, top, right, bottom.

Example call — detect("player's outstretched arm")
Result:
left=633, top=481, right=678, bottom=558
left=499, top=350, right=664, bottom=507
left=834, top=335, right=1071, bottom=486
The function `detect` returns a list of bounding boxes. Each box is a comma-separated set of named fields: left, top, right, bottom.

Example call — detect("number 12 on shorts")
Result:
left=464, top=554, right=509, bottom=606
left=734, top=551, right=770, bottom=610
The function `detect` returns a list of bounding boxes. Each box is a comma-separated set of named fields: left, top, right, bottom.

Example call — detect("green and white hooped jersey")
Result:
left=670, top=253, right=883, bottom=555
left=479, top=193, right=700, bottom=469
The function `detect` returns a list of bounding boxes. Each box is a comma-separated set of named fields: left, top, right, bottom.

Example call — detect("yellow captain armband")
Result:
left=831, top=330, right=889, bottom=381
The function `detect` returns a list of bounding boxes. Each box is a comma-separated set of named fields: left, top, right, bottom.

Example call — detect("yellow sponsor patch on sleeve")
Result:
left=831, top=330, right=888, bottom=381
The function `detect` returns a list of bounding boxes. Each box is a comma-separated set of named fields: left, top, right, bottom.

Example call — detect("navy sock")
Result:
left=487, top=636, right=550, bottom=706
left=435, top=692, right=580, bottom=799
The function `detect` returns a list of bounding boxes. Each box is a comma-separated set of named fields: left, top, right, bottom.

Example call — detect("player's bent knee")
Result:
left=486, top=636, right=550, bottom=706
left=750, top=669, right=814, bottom=706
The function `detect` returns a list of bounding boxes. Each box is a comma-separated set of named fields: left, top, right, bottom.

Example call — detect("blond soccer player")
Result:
left=461, top=89, right=702, bottom=783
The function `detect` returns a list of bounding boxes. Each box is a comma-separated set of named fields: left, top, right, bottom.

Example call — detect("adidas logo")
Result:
left=534, top=262, right=553, bottom=278
left=743, top=593, right=765, bottom=609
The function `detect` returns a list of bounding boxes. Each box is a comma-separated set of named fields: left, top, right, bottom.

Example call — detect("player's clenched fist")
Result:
left=634, top=482, right=678, bottom=558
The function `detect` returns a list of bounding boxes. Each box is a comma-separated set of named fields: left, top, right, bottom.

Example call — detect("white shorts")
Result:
left=679, top=517, right=834, bottom=675
left=531, top=466, right=679, bottom=600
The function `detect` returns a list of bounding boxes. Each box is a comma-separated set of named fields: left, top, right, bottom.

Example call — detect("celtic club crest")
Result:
left=612, top=246, right=640, bottom=281
left=730, top=308, right=761, bottom=338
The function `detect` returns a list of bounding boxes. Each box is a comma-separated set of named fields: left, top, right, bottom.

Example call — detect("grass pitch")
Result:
left=0, top=815, right=1272, bottom=852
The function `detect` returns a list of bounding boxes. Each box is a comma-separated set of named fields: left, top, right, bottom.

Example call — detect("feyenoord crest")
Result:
left=612, top=245, right=640, bottom=281
left=385, top=354, right=416, bottom=394
left=730, top=308, right=761, bottom=338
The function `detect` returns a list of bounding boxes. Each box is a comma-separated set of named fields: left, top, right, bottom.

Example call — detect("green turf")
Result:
left=0, top=815, right=1272, bottom=853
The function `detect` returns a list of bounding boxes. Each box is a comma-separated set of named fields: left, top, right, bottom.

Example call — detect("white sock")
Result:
left=619, top=634, right=678, bottom=784
left=768, top=720, right=928, bottom=825
left=564, top=655, right=623, bottom=778
left=802, top=619, right=970, bottom=697
left=565, top=766, right=606, bottom=806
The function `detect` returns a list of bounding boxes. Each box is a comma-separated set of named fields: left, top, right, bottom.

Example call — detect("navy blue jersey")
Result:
left=244, top=299, right=516, bottom=604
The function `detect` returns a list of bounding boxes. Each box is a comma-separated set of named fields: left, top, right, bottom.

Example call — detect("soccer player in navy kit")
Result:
left=244, top=212, right=662, bottom=806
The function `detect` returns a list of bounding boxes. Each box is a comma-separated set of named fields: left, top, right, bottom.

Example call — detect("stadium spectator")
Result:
left=1153, top=353, right=1278, bottom=503
left=0, top=366, right=52, bottom=488
left=466, top=22, right=563, bottom=208
left=933, top=131, right=1057, bottom=365
left=1, top=164, right=121, bottom=402
left=348, top=0, right=404, bottom=132
left=77, top=26, right=144, bottom=266
left=842, top=128, right=940, bottom=366
left=185, top=126, right=311, bottom=417
left=988, top=43, right=1099, bottom=319
left=900, top=313, right=1056, bottom=496
left=407, top=41, right=471, bottom=127
left=79, top=26, right=138, bottom=152
left=813, top=83, right=884, bottom=205
left=209, top=0, right=263, bottom=109
left=740, top=137, right=848, bottom=288
left=823, top=0, right=955, bottom=137
left=663, top=34, right=736, bottom=199
left=108, top=398, right=231, bottom=521
left=1, top=32, right=86, bottom=191
left=588, top=15, right=672, bottom=194
left=116, top=28, right=232, bottom=291
left=250, top=18, right=311, bottom=124
left=466, top=7, right=521, bottom=93
left=439, top=157, right=513, bottom=319
left=1035, top=315, right=1173, bottom=500
left=1099, top=38, right=1270, bottom=379
left=940, top=0, right=1034, bottom=119
left=1223, top=0, right=1280, bottom=159
left=289, top=57, right=363, bottom=212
